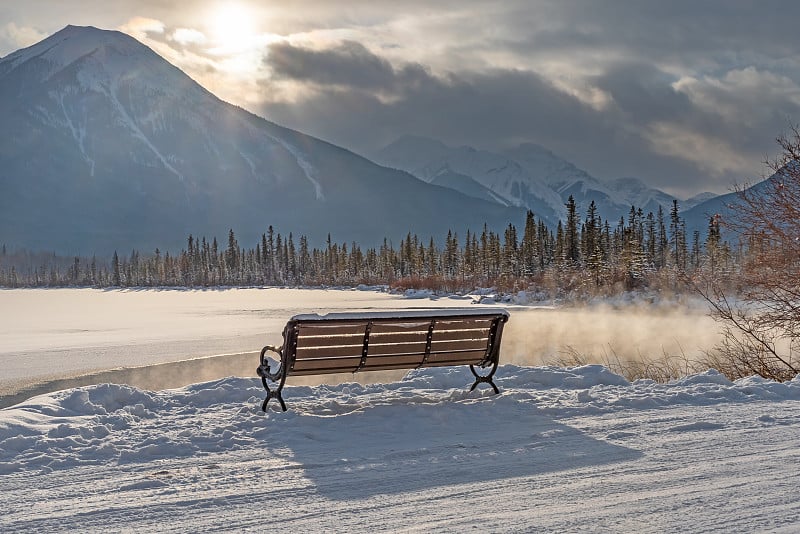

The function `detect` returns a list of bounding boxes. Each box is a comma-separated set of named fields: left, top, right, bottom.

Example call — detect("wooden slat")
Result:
left=368, top=341, right=428, bottom=356
left=423, top=358, right=485, bottom=368
left=424, top=350, right=487, bottom=366
left=357, top=361, right=429, bottom=372
left=291, top=356, right=361, bottom=372
left=369, top=321, right=432, bottom=334
left=430, top=328, right=490, bottom=342
left=430, top=339, right=488, bottom=352
left=365, top=355, right=486, bottom=372
left=367, top=331, right=428, bottom=344
left=433, top=318, right=493, bottom=330
left=290, top=366, right=358, bottom=376
left=296, top=333, right=363, bottom=348
left=297, top=323, right=367, bottom=336
left=295, top=344, right=363, bottom=359
left=361, top=354, right=426, bottom=368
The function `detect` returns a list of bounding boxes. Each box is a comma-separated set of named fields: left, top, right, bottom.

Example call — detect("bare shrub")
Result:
left=547, top=345, right=698, bottom=383
left=692, top=127, right=800, bottom=381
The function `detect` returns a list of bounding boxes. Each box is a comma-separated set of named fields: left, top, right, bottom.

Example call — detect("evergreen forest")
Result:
left=0, top=198, right=732, bottom=297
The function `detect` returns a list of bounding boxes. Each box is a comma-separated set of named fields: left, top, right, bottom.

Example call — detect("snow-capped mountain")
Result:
left=0, top=26, right=525, bottom=254
left=502, top=142, right=627, bottom=220
left=375, top=135, right=565, bottom=224
left=377, top=136, right=710, bottom=224
left=605, top=177, right=678, bottom=215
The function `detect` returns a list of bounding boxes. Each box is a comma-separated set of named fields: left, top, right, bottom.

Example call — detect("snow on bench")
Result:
left=256, top=308, right=510, bottom=411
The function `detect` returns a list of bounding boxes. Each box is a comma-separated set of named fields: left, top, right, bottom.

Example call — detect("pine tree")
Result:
left=555, top=221, right=565, bottom=266
left=656, top=205, right=668, bottom=269
left=225, top=229, right=239, bottom=278
left=705, top=214, right=723, bottom=275
left=503, top=223, right=518, bottom=276
left=427, top=237, right=437, bottom=277
left=520, top=210, right=538, bottom=276
left=112, top=251, right=121, bottom=286
left=287, top=233, right=297, bottom=283
left=565, top=195, right=580, bottom=265
left=299, top=235, right=310, bottom=281
left=669, top=200, right=687, bottom=270
left=645, top=212, right=656, bottom=267
left=584, top=201, right=603, bottom=284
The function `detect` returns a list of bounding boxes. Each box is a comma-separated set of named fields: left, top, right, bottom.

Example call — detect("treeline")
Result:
left=0, top=197, right=733, bottom=294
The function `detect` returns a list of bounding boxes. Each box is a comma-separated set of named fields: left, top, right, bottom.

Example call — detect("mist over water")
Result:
left=502, top=302, right=721, bottom=369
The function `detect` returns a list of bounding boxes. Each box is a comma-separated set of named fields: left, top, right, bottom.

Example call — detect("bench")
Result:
left=256, top=308, right=510, bottom=411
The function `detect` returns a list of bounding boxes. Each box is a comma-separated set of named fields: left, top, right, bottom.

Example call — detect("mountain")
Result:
left=500, top=144, right=693, bottom=219
left=683, top=191, right=718, bottom=209
left=375, top=135, right=565, bottom=224
left=606, top=177, right=678, bottom=215
left=502, top=142, right=631, bottom=221
left=377, top=136, right=710, bottom=224
left=0, top=26, right=525, bottom=255
left=682, top=178, right=773, bottom=240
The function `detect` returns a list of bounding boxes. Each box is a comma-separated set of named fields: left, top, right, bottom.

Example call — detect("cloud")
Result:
left=259, top=39, right=765, bottom=196
left=645, top=122, right=754, bottom=177
left=118, top=16, right=165, bottom=40
left=675, top=68, right=800, bottom=128
left=0, top=22, right=47, bottom=54
left=171, top=28, right=206, bottom=46
left=266, top=41, right=405, bottom=91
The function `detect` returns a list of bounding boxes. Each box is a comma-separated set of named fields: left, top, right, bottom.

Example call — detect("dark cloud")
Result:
left=268, top=40, right=423, bottom=92
left=260, top=38, right=789, bottom=196
left=593, top=63, right=693, bottom=122
left=498, top=1, right=800, bottom=69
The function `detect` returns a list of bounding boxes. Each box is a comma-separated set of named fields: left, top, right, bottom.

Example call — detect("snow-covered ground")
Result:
left=2, top=288, right=799, bottom=531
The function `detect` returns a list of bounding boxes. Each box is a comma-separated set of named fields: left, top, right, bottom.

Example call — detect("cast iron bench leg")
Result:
left=469, top=359, right=500, bottom=394
left=257, top=345, right=288, bottom=412
left=260, top=384, right=287, bottom=412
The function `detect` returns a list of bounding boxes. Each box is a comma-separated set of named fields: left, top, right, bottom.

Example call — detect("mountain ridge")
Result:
left=0, top=26, right=527, bottom=255
left=375, top=135, right=719, bottom=225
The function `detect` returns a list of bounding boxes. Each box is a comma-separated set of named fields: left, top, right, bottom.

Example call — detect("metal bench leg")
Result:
left=260, top=384, right=287, bottom=412
left=469, top=359, right=500, bottom=394
left=257, top=345, right=288, bottom=412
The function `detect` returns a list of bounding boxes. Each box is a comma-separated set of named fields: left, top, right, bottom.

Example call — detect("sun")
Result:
left=208, top=3, right=258, bottom=53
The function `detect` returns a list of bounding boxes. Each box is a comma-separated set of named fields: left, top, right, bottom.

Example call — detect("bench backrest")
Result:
left=280, top=309, right=509, bottom=376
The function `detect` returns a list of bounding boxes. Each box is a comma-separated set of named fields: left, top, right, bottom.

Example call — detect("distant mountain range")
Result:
left=374, top=135, right=718, bottom=225
left=0, top=26, right=526, bottom=255
left=0, top=25, right=745, bottom=256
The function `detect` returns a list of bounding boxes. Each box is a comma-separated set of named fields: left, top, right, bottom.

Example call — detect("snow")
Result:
left=0, top=25, right=140, bottom=77
left=1, top=288, right=799, bottom=531
left=266, top=133, right=325, bottom=200
left=103, top=83, right=184, bottom=181
left=291, top=307, right=509, bottom=321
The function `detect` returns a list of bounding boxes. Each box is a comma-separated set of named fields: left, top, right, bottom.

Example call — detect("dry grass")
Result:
left=547, top=344, right=700, bottom=383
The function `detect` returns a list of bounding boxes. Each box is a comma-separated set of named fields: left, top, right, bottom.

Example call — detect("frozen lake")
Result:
left=0, top=288, right=720, bottom=407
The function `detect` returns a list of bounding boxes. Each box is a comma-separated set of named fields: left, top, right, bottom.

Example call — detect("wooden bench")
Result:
left=256, top=308, right=510, bottom=411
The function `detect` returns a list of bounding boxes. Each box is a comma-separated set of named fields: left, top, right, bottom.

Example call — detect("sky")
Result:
left=2, top=1, right=800, bottom=197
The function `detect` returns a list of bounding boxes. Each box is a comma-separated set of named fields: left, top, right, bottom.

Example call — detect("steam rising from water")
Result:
left=502, top=302, right=721, bottom=368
